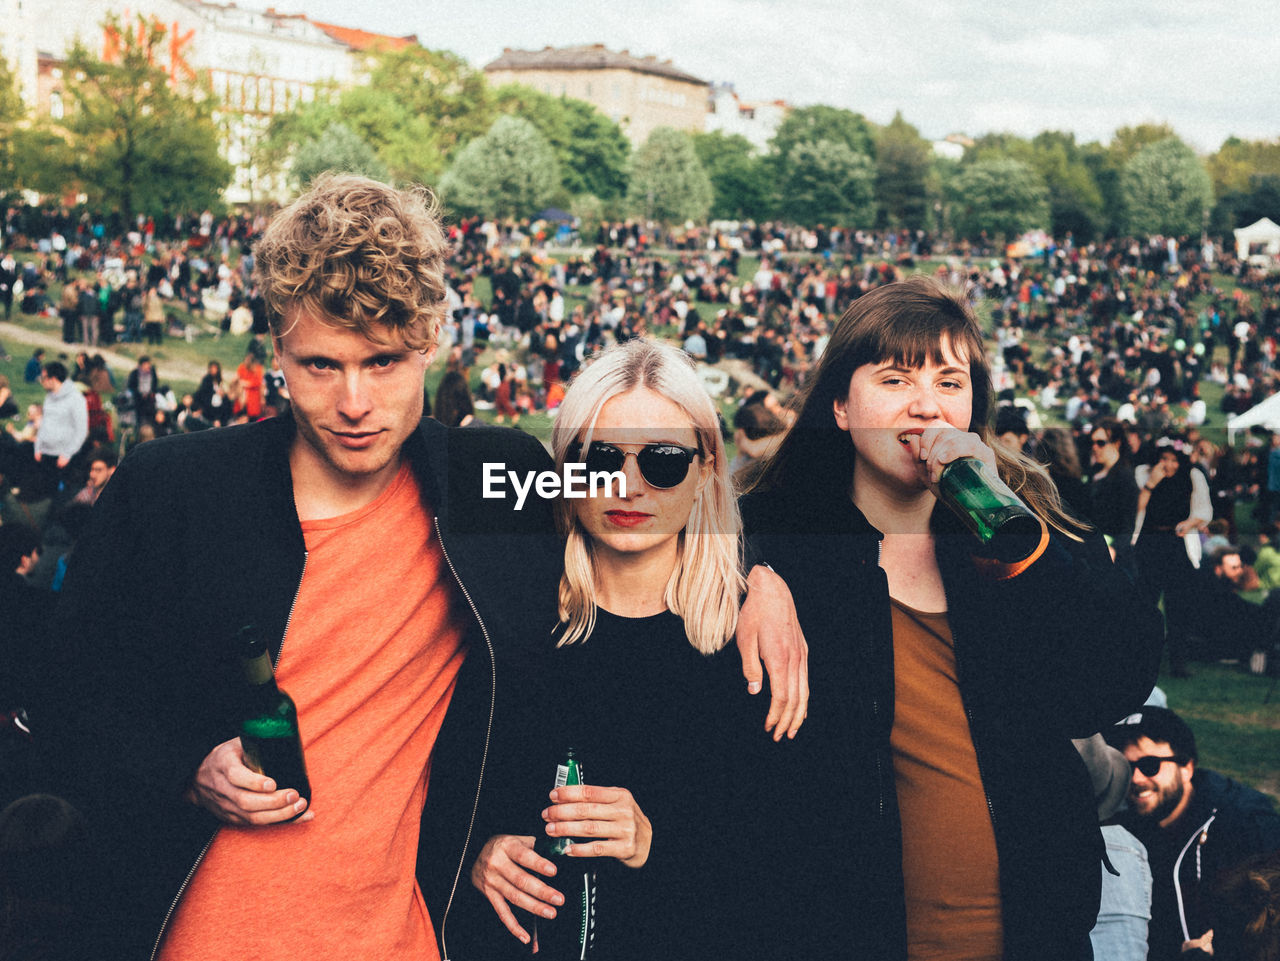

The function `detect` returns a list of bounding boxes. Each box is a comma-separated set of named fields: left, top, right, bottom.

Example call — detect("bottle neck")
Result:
left=242, top=651, right=278, bottom=689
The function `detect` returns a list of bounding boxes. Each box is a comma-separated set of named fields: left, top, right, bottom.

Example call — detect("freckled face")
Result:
left=833, top=336, right=974, bottom=494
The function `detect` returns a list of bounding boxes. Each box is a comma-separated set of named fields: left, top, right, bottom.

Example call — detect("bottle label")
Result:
left=554, top=763, right=570, bottom=789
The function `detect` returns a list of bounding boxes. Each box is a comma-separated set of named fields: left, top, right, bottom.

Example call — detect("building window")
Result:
left=612, top=82, right=622, bottom=100
left=50, top=91, right=64, bottom=120
left=586, top=81, right=592, bottom=96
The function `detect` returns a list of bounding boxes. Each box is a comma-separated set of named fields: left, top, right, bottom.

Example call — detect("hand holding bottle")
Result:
left=542, top=784, right=652, bottom=869
left=185, top=736, right=313, bottom=826
left=904, top=427, right=1042, bottom=563
left=903, top=425, right=999, bottom=487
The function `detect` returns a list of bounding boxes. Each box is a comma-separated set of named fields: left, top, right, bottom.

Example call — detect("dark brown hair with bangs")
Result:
left=253, top=173, right=451, bottom=351
left=751, top=275, right=1086, bottom=536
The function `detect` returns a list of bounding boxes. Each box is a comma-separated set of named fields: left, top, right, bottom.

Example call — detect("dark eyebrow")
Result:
left=293, top=353, right=338, bottom=366
left=875, top=363, right=968, bottom=376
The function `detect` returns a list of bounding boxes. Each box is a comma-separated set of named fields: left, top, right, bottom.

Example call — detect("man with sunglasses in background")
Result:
left=1105, top=707, right=1280, bottom=961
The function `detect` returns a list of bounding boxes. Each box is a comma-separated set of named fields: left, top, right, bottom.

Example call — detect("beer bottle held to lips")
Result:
left=936, top=456, right=1043, bottom=563
left=236, top=626, right=311, bottom=815
left=533, top=748, right=597, bottom=959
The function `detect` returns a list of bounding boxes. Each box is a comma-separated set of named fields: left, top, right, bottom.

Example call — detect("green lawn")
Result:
left=1155, top=662, right=1280, bottom=804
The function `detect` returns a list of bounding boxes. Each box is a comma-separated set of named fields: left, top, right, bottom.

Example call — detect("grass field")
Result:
left=1156, top=662, right=1280, bottom=803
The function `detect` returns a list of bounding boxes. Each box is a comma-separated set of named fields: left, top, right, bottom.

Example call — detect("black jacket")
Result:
left=38, top=415, right=561, bottom=959
left=1119, top=769, right=1280, bottom=961
left=739, top=488, right=1163, bottom=961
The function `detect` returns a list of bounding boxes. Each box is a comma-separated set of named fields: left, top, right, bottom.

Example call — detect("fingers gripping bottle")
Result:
left=533, top=748, right=597, bottom=959
left=236, top=626, right=311, bottom=815
left=936, top=457, right=1043, bottom=564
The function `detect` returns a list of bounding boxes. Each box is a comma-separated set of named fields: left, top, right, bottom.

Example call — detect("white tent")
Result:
left=1227, top=390, right=1280, bottom=440
left=1234, top=217, right=1280, bottom=261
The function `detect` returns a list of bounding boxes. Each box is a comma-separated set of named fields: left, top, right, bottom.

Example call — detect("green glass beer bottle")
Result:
left=937, top=456, right=1043, bottom=563
left=237, top=626, right=311, bottom=813
left=533, top=748, right=597, bottom=959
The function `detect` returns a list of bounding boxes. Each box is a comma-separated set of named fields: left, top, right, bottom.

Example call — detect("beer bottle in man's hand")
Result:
left=237, top=626, right=311, bottom=814
left=533, top=748, right=597, bottom=959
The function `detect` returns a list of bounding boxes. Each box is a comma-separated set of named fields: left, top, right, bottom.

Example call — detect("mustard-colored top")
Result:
left=890, top=598, right=1003, bottom=961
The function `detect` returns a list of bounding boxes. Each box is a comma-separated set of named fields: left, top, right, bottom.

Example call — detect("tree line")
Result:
left=1, top=15, right=1278, bottom=242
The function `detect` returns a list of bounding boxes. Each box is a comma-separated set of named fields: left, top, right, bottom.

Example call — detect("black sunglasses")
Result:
left=568, top=441, right=700, bottom=490
left=1132, top=754, right=1187, bottom=777
left=1091, top=438, right=1111, bottom=447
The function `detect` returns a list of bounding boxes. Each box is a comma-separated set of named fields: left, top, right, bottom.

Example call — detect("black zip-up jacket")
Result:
left=1119, top=769, right=1280, bottom=961
left=739, top=487, right=1163, bottom=961
left=38, top=415, right=561, bottom=960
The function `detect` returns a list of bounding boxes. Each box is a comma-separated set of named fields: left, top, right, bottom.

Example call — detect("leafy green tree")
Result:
left=493, top=84, right=629, bottom=202
left=438, top=115, right=559, bottom=218
left=256, top=92, right=343, bottom=182
left=1109, top=123, right=1181, bottom=167
left=770, top=105, right=877, bottom=166
left=261, top=46, right=494, bottom=186
left=1207, top=137, right=1280, bottom=231
left=692, top=130, right=772, bottom=220
left=1120, top=138, right=1214, bottom=236
left=362, top=46, right=494, bottom=182
left=627, top=127, right=713, bottom=224
left=0, top=55, right=71, bottom=201
left=779, top=139, right=876, bottom=227
left=1081, top=140, right=1123, bottom=236
left=874, top=112, right=932, bottom=230
left=0, top=56, right=21, bottom=125
left=291, top=122, right=389, bottom=187
left=0, top=56, right=26, bottom=199
left=1028, top=131, right=1105, bottom=241
left=59, top=15, right=230, bottom=219
left=965, top=131, right=1036, bottom=166
left=1088, top=124, right=1182, bottom=235
left=949, top=157, right=1050, bottom=240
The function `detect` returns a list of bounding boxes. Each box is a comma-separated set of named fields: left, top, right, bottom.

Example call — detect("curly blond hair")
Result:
left=253, top=174, right=452, bottom=350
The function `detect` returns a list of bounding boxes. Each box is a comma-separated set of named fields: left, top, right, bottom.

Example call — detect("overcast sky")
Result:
left=289, top=0, right=1280, bottom=154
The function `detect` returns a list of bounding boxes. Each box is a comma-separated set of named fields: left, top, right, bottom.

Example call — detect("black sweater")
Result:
left=462, top=609, right=774, bottom=961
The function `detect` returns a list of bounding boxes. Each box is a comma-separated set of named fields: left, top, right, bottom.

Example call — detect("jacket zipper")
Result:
left=434, top=518, right=497, bottom=961
left=1172, top=811, right=1217, bottom=942
left=149, top=552, right=310, bottom=961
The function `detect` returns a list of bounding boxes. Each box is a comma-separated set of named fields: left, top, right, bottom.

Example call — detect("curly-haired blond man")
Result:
left=48, top=174, right=563, bottom=960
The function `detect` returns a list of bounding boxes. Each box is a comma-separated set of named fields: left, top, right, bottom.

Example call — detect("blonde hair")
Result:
left=551, top=339, right=744, bottom=654
left=253, top=173, right=451, bottom=351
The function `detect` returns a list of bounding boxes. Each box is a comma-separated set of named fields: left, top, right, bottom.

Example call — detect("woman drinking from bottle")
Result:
left=740, top=276, right=1163, bottom=961
left=467, top=338, right=767, bottom=960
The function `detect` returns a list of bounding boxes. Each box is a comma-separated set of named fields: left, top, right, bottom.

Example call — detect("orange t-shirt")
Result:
left=159, top=463, right=467, bottom=959
left=890, top=599, right=1003, bottom=961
